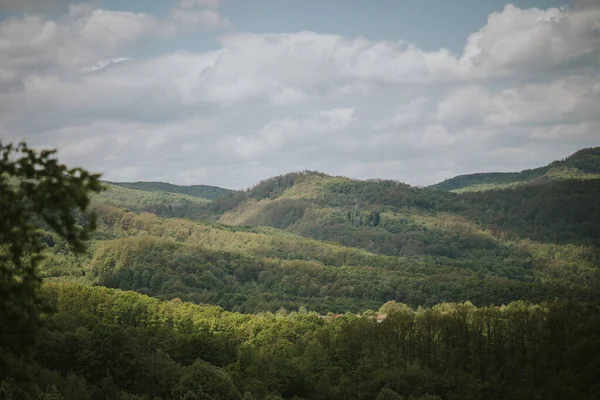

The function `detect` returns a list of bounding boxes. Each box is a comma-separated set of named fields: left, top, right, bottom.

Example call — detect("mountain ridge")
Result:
left=430, top=146, right=600, bottom=192
left=49, top=145, right=600, bottom=317
left=104, top=180, right=234, bottom=200
left=102, top=146, right=600, bottom=202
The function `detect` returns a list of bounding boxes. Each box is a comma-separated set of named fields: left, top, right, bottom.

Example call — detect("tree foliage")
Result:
left=17, top=285, right=600, bottom=399
left=0, top=142, right=101, bottom=382
left=3, top=143, right=600, bottom=399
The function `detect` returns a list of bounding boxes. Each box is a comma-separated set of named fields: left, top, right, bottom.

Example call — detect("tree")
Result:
left=173, top=360, right=241, bottom=400
left=377, top=388, right=404, bottom=400
left=0, top=142, right=102, bottom=380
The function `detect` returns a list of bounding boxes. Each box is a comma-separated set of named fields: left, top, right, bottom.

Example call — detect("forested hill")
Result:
left=42, top=147, right=598, bottom=315
left=212, top=169, right=600, bottom=249
left=44, top=148, right=600, bottom=315
left=430, top=146, right=600, bottom=192
left=105, top=180, right=233, bottom=200
left=6, top=142, right=600, bottom=400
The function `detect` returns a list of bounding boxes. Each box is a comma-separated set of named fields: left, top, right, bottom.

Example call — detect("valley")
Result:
left=3, top=144, right=600, bottom=400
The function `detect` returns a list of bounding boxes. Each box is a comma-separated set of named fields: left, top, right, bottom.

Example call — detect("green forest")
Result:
left=1, top=142, right=600, bottom=399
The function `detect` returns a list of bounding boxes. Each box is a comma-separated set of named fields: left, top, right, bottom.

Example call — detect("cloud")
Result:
left=167, top=0, right=231, bottom=32
left=0, top=7, right=160, bottom=87
left=0, top=2, right=599, bottom=188
left=461, top=4, right=600, bottom=74
left=436, top=86, right=492, bottom=126
left=168, top=9, right=230, bottom=31
left=487, top=75, right=600, bottom=126
left=389, top=97, right=432, bottom=128
left=196, top=32, right=463, bottom=105
left=230, top=108, right=356, bottom=159
left=0, top=1, right=229, bottom=88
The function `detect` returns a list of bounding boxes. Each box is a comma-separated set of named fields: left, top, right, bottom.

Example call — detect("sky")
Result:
left=0, top=0, right=599, bottom=189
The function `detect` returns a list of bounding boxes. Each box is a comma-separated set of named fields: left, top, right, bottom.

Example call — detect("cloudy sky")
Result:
left=1, top=0, right=599, bottom=188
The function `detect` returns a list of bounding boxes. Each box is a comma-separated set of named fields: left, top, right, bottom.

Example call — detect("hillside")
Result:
left=213, top=170, right=600, bottom=250
left=92, top=183, right=214, bottom=220
left=41, top=148, right=600, bottom=314
left=6, top=143, right=600, bottom=400
left=431, top=146, right=600, bottom=192
left=24, top=284, right=600, bottom=399
left=104, top=180, right=233, bottom=200
left=40, top=201, right=600, bottom=314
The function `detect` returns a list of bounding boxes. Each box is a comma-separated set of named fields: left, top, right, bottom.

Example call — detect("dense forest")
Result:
left=10, top=285, right=600, bottom=400
left=2, top=143, right=600, bottom=399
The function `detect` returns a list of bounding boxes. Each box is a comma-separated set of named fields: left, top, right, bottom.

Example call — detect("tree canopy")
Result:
left=0, top=142, right=101, bottom=382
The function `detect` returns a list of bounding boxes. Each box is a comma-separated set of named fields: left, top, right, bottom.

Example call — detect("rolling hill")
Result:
left=92, top=183, right=215, bottom=220
left=430, top=146, right=600, bottom=193
left=104, top=180, right=233, bottom=200
left=41, top=147, right=600, bottom=315
left=8, top=144, right=600, bottom=400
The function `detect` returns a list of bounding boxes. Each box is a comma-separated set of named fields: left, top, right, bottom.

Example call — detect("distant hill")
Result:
left=93, top=183, right=213, bottom=220
left=49, top=146, right=600, bottom=315
left=430, top=147, right=600, bottom=192
left=24, top=148, right=600, bottom=400
left=210, top=168, right=600, bottom=251
left=105, top=180, right=233, bottom=200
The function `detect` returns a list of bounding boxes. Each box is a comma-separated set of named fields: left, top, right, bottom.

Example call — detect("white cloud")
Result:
left=0, top=2, right=599, bottom=188
left=437, top=86, right=492, bottom=126
left=196, top=32, right=463, bottom=105
left=461, top=4, right=600, bottom=74
left=231, top=108, right=355, bottom=159
left=432, top=75, right=600, bottom=128
left=0, top=1, right=229, bottom=88
left=530, top=120, right=600, bottom=141
left=168, top=9, right=230, bottom=31
left=168, top=0, right=231, bottom=32
left=486, top=75, right=600, bottom=126
left=0, top=8, right=160, bottom=86
left=389, top=97, right=431, bottom=128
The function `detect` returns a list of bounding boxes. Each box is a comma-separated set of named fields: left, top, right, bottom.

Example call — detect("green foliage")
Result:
left=105, top=180, right=233, bottom=200
left=432, top=146, right=600, bottom=192
left=0, top=378, right=32, bottom=400
left=209, top=171, right=327, bottom=214
left=0, top=142, right=101, bottom=381
left=5, top=143, right=600, bottom=399
left=377, top=388, right=403, bottom=400
left=459, top=179, right=600, bottom=246
left=21, top=286, right=600, bottom=399
left=431, top=169, right=547, bottom=192
left=174, top=360, right=240, bottom=400
left=37, top=203, right=600, bottom=313
left=555, top=147, right=600, bottom=173
left=35, top=175, right=599, bottom=313
left=93, top=183, right=212, bottom=220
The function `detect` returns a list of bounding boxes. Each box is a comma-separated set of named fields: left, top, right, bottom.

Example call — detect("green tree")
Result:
left=174, top=360, right=241, bottom=400
left=0, top=142, right=101, bottom=380
left=377, top=388, right=404, bottom=400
